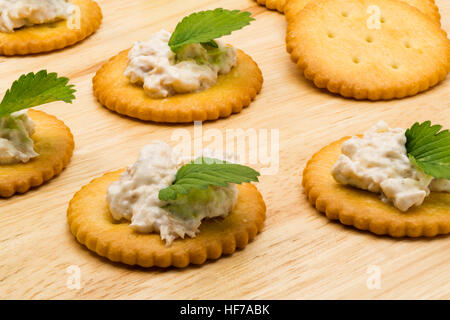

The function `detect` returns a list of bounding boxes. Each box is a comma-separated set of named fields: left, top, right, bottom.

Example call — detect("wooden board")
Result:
left=0, top=0, right=449, bottom=300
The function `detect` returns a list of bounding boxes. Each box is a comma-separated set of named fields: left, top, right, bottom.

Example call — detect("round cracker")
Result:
left=0, top=0, right=102, bottom=56
left=254, top=0, right=288, bottom=13
left=302, top=137, right=450, bottom=238
left=286, top=0, right=450, bottom=100
left=285, top=0, right=441, bottom=25
left=0, top=110, right=74, bottom=197
left=67, top=170, right=266, bottom=268
left=92, top=48, right=263, bottom=123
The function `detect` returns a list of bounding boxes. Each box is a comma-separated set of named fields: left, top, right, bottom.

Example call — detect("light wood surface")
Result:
left=0, top=0, right=449, bottom=300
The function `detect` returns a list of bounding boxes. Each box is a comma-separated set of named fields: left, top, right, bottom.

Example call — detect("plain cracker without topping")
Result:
left=0, top=110, right=74, bottom=197
left=286, top=0, right=450, bottom=100
left=0, top=0, right=102, bottom=56
left=285, top=0, right=441, bottom=24
left=67, top=170, right=267, bottom=268
left=93, top=49, right=263, bottom=123
left=302, top=137, right=450, bottom=238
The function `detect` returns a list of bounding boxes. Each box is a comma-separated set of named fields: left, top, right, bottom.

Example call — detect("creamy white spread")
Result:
left=0, top=110, right=38, bottom=165
left=124, top=30, right=237, bottom=99
left=0, top=0, right=75, bottom=33
left=332, top=121, right=450, bottom=211
left=106, top=141, right=239, bottom=245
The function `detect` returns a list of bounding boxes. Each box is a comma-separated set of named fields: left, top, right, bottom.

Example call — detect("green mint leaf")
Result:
left=168, top=8, right=254, bottom=52
left=0, top=70, right=76, bottom=118
left=159, top=157, right=260, bottom=201
left=405, top=121, right=450, bottom=180
left=164, top=187, right=230, bottom=220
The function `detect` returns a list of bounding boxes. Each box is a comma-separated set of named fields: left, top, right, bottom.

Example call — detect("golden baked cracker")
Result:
left=0, top=110, right=74, bottom=197
left=286, top=0, right=450, bottom=100
left=254, top=0, right=288, bottom=13
left=285, top=0, right=441, bottom=25
left=0, top=0, right=102, bottom=56
left=93, top=49, right=263, bottom=123
left=302, top=137, right=450, bottom=238
left=67, top=170, right=266, bottom=268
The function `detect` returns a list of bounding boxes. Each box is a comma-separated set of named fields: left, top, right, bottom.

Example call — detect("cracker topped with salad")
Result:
left=93, top=8, right=263, bottom=123
left=0, top=70, right=75, bottom=197
left=303, top=121, right=450, bottom=237
left=67, top=142, right=266, bottom=268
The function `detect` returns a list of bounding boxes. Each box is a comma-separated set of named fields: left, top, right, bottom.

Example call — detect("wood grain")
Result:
left=0, top=0, right=449, bottom=299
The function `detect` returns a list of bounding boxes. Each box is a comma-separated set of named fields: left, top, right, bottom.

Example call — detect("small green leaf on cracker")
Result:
left=169, top=8, right=254, bottom=52
left=159, top=157, right=260, bottom=201
left=406, top=121, right=450, bottom=180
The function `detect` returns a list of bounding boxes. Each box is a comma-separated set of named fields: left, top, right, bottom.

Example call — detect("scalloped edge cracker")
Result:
left=93, top=49, right=263, bottom=123
left=0, top=0, right=102, bottom=56
left=286, top=0, right=449, bottom=100
left=67, top=170, right=266, bottom=268
left=302, top=137, right=450, bottom=238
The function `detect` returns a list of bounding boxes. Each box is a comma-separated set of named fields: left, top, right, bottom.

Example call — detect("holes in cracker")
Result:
left=366, top=36, right=374, bottom=43
left=352, top=57, right=360, bottom=64
left=405, top=42, right=411, bottom=49
left=327, top=32, right=335, bottom=39
left=341, top=11, right=349, bottom=17
left=380, top=17, right=386, bottom=23
left=391, top=63, right=399, bottom=70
